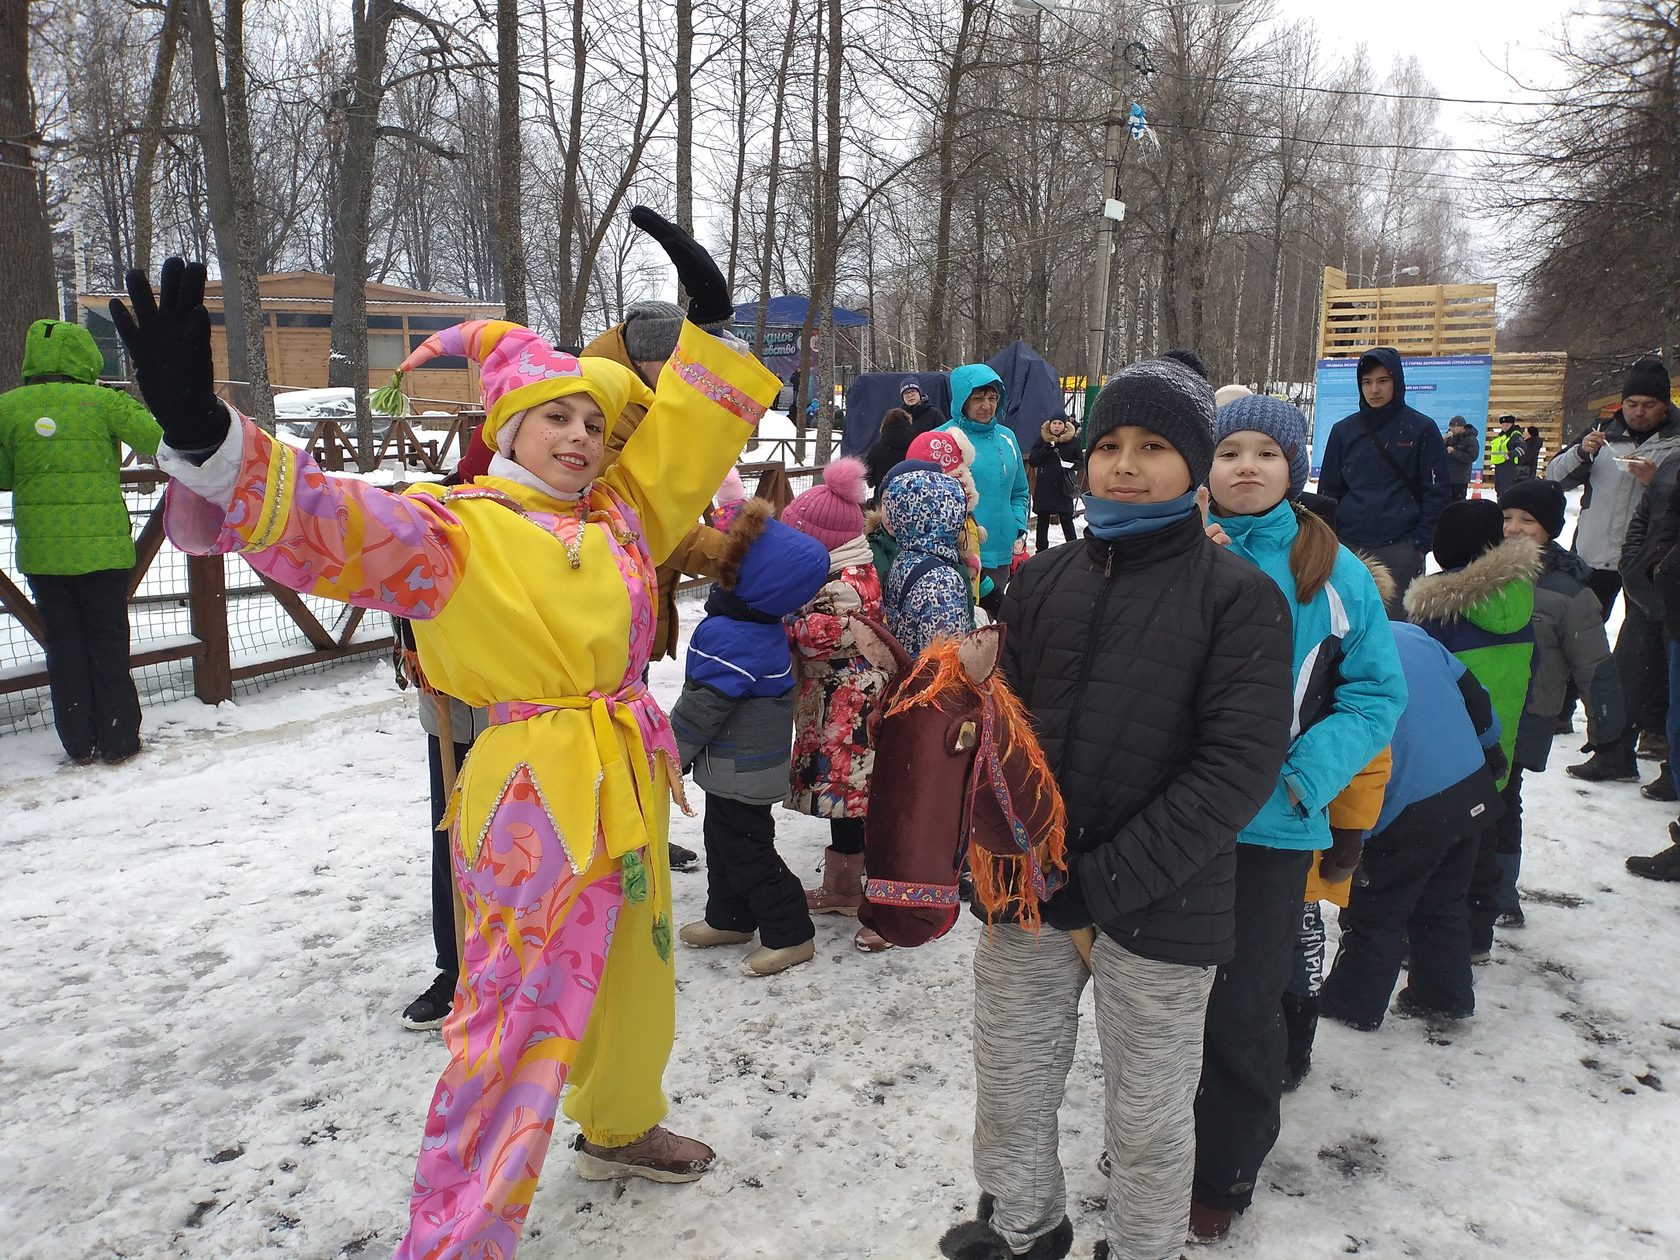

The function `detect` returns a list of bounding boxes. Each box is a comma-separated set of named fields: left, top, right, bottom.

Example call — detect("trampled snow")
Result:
left=4, top=586, right=1679, bottom=1259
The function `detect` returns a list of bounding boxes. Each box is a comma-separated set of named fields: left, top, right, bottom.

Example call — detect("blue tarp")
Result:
left=986, top=340, right=1067, bottom=453
left=840, top=372, right=952, bottom=456
left=839, top=343, right=1066, bottom=458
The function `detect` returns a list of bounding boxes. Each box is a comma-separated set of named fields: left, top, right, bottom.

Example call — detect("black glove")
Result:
left=629, top=206, right=734, bottom=326
left=108, top=258, right=227, bottom=455
left=1318, top=827, right=1364, bottom=885
left=1041, top=856, right=1094, bottom=933
left=1483, top=743, right=1508, bottom=786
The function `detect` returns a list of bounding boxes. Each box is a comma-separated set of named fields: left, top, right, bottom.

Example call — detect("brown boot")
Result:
left=805, top=847, right=865, bottom=916
left=1187, top=1201, right=1234, bottom=1243
left=853, top=924, right=894, bottom=952
left=573, top=1125, right=716, bottom=1183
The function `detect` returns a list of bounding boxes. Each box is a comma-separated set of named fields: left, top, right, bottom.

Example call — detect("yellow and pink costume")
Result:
left=159, top=321, right=779, bottom=1258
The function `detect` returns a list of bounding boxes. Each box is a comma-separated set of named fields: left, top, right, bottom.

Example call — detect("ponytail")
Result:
left=1289, top=500, right=1340, bottom=604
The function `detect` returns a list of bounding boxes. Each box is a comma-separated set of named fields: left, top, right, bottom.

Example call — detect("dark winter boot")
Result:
left=1641, top=765, right=1678, bottom=801
left=1566, top=748, right=1639, bottom=782
left=1626, top=838, right=1680, bottom=882
left=1281, top=992, right=1319, bottom=1091
left=1638, top=730, right=1670, bottom=761
left=939, top=1200, right=1072, bottom=1260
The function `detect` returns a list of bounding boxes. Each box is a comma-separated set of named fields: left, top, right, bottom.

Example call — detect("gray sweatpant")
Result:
left=972, top=925, right=1215, bottom=1260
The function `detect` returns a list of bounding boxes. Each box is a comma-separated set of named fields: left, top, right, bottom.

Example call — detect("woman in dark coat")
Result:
left=1025, top=414, right=1083, bottom=549
left=863, top=408, right=914, bottom=506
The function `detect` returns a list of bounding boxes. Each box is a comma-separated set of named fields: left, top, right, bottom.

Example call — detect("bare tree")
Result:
left=0, top=0, right=56, bottom=385
left=496, top=0, right=527, bottom=322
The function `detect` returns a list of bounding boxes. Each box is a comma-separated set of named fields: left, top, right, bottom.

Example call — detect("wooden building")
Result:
left=79, top=272, right=503, bottom=411
left=1318, top=267, right=1566, bottom=453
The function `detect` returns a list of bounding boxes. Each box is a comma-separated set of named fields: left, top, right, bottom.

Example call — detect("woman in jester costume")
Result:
left=108, top=210, right=779, bottom=1258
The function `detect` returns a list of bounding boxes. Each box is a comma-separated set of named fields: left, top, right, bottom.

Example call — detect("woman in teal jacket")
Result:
left=1189, top=393, right=1405, bottom=1242
left=937, top=362, right=1027, bottom=613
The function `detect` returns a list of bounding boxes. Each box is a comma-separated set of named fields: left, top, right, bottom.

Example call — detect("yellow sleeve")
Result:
left=1327, top=746, right=1393, bottom=832
left=601, top=324, right=780, bottom=566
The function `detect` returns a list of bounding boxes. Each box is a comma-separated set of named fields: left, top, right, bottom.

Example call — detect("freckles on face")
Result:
left=510, top=394, right=608, bottom=490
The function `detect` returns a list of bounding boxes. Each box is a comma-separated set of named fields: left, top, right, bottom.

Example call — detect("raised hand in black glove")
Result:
left=108, top=257, right=227, bottom=456
left=629, top=206, right=734, bottom=327
left=1041, top=855, right=1095, bottom=933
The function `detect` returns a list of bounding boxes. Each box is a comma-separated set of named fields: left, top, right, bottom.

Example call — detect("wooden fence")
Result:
left=0, top=469, right=390, bottom=705
left=1319, top=267, right=1498, bottom=360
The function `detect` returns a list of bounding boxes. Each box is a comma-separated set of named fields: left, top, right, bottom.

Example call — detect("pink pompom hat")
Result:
left=782, top=456, right=869, bottom=550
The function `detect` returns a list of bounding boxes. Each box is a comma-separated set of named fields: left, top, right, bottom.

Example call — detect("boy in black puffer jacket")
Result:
left=939, top=359, right=1293, bottom=1260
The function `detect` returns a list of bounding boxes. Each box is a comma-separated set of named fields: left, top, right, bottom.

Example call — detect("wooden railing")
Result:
left=0, top=469, right=390, bottom=704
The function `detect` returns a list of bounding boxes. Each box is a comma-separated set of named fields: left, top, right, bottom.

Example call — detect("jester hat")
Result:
left=371, top=319, right=655, bottom=454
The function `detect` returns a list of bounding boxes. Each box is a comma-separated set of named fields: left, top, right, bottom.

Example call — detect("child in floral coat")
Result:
left=782, top=458, right=895, bottom=951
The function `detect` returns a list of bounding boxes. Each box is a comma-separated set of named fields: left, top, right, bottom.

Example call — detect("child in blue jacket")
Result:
left=671, top=500, right=830, bottom=977
left=1319, top=622, right=1505, bottom=1030
left=1194, top=394, right=1405, bottom=1241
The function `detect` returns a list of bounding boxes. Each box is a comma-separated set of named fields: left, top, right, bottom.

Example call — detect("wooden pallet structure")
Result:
left=1318, top=268, right=1567, bottom=448
left=1319, top=267, right=1497, bottom=360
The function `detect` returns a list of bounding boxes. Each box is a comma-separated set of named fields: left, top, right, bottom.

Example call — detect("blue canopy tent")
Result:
left=731, top=295, right=870, bottom=380
left=839, top=342, right=1066, bottom=459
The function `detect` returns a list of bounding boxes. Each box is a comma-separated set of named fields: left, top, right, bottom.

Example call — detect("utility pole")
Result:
left=1084, top=38, right=1131, bottom=414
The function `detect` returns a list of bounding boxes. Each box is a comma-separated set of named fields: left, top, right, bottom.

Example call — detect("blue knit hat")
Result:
left=1215, top=394, right=1311, bottom=498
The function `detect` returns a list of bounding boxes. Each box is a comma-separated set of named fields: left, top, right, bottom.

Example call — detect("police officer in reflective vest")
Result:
left=1487, top=415, right=1527, bottom=494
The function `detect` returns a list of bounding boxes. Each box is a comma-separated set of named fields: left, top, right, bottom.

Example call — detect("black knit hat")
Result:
left=1085, top=357, right=1217, bottom=485
left=1498, top=478, right=1566, bottom=540
left=1162, top=347, right=1210, bottom=380
left=1432, top=498, right=1505, bottom=570
left=1624, top=356, right=1671, bottom=403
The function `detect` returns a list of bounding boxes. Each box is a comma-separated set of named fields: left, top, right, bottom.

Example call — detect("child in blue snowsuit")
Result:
left=1318, top=622, right=1506, bottom=1030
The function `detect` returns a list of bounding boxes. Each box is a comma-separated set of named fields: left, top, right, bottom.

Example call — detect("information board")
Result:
left=1311, top=355, right=1494, bottom=473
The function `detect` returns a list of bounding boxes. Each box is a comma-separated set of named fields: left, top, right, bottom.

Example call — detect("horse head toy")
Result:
left=851, top=616, right=1068, bottom=948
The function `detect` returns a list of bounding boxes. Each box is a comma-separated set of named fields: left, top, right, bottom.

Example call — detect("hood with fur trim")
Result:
left=1403, top=536, right=1543, bottom=633
left=1040, top=417, right=1079, bottom=445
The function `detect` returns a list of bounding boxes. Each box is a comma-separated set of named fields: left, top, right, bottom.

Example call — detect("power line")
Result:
left=1148, top=65, right=1578, bottom=110
left=1149, top=119, right=1533, bottom=160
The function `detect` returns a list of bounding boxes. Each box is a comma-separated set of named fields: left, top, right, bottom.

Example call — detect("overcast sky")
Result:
left=1266, top=0, right=1589, bottom=146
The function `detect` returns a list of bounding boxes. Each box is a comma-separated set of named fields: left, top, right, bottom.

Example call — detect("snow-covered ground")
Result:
left=6, top=553, right=1680, bottom=1258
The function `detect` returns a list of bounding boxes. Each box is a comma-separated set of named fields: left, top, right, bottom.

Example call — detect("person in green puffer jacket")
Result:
left=0, top=318, right=161, bottom=764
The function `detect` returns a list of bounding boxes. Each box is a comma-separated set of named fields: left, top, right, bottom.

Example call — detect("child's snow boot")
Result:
left=805, top=847, right=865, bottom=915
left=1281, top=991, right=1319, bottom=1090
left=678, top=921, right=755, bottom=948
left=742, top=938, right=816, bottom=976
left=939, top=1202, right=1072, bottom=1260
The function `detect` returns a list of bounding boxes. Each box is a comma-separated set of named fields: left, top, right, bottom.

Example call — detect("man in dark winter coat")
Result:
left=1317, top=347, right=1452, bottom=616
left=1627, top=464, right=1680, bottom=880
left=900, top=377, right=948, bottom=436
left=1551, top=356, right=1680, bottom=771
left=1444, top=416, right=1479, bottom=500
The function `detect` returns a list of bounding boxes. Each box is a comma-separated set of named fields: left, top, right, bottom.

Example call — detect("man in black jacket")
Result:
left=899, top=377, right=949, bottom=436
left=1317, top=347, right=1451, bottom=615
left=1444, top=415, right=1479, bottom=500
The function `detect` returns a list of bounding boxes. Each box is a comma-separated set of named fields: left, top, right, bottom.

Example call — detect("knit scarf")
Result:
left=1081, top=489, right=1198, bottom=540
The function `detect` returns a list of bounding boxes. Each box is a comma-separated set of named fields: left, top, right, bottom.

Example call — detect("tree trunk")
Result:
left=496, top=0, right=527, bottom=322
left=183, top=0, right=273, bottom=427
left=133, top=0, right=185, bottom=278
left=0, top=0, right=56, bottom=388
left=725, top=0, right=749, bottom=293
left=813, top=0, right=843, bottom=464
left=674, top=0, right=694, bottom=305
left=921, top=3, right=978, bottom=370
left=551, top=0, right=587, bottom=339
left=327, top=0, right=394, bottom=471
left=753, top=0, right=801, bottom=357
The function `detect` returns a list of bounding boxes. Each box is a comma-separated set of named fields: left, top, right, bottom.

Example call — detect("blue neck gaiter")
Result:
left=1081, top=490, right=1199, bottom=541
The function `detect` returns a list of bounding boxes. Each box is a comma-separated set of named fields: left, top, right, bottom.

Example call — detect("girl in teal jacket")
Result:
left=937, top=363, right=1028, bottom=589
left=1189, top=393, right=1404, bottom=1241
